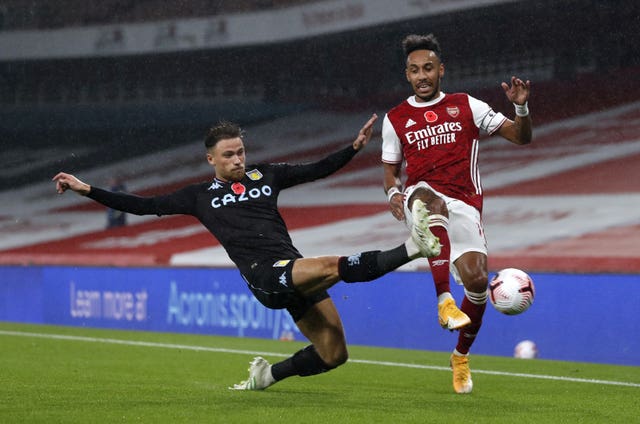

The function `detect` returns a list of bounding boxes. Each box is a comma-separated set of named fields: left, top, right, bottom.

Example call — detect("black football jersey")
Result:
left=87, top=146, right=358, bottom=275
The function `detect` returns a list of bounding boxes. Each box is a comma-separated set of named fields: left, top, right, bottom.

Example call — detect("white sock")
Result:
left=438, top=292, right=453, bottom=304
left=404, top=237, right=421, bottom=259
left=464, top=289, right=488, bottom=305
left=266, top=366, right=276, bottom=386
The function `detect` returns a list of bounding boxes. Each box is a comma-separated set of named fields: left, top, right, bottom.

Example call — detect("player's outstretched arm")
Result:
left=280, top=113, right=380, bottom=187
left=53, top=172, right=91, bottom=195
left=352, top=113, right=378, bottom=151
left=53, top=172, right=166, bottom=216
left=501, top=75, right=530, bottom=106
left=498, top=76, right=532, bottom=145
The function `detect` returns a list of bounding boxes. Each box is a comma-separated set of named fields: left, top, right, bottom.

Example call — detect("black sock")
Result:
left=376, top=244, right=411, bottom=272
left=338, top=245, right=410, bottom=282
left=271, top=345, right=333, bottom=381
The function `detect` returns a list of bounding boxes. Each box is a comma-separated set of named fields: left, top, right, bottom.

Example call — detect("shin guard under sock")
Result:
left=338, top=246, right=411, bottom=282
left=456, top=290, right=488, bottom=354
left=426, top=215, right=451, bottom=297
left=271, top=345, right=333, bottom=380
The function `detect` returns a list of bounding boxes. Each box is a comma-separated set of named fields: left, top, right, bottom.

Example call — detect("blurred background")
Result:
left=0, top=0, right=638, bottom=364
left=1, top=0, right=638, bottom=188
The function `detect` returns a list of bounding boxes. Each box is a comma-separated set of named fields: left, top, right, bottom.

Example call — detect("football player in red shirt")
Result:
left=382, top=33, right=532, bottom=394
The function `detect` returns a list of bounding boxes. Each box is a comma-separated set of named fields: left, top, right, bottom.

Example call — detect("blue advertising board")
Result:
left=1, top=265, right=638, bottom=366
left=40, top=266, right=298, bottom=340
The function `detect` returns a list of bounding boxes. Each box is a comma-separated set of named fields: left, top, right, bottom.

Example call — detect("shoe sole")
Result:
left=439, top=315, right=472, bottom=331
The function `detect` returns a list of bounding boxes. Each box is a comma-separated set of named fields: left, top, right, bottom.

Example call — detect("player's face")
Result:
left=207, top=137, right=246, bottom=182
left=405, top=49, right=444, bottom=102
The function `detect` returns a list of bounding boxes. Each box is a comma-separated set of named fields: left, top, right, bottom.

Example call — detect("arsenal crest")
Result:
left=446, top=106, right=460, bottom=118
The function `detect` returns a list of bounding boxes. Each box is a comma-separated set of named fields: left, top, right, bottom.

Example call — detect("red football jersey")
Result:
left=382, top=92, right=507, bottom=212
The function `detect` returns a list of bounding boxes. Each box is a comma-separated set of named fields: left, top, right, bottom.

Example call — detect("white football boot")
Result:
left=229, top=356, right=275, bottom=390
left=411, top=199, right=441, bottom=258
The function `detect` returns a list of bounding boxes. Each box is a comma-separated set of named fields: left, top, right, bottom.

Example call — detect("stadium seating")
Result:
left=1, top=0, right=639, bottom=273
left=1, top=89, right=639, bottom=273
left=0, top=0, right=322, bottom=30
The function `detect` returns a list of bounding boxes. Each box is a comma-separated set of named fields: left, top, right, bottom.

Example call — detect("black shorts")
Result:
left=241, top=258, right=330, bottom=322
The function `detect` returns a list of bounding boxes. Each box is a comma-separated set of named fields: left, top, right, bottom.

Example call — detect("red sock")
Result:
left=427, top=224, right=451, bottom=297
left=456, top=293, right=487, bottom=354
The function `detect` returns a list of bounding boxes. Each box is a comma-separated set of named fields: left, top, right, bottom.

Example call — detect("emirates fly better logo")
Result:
left=405, top=120, right=462, bottom=150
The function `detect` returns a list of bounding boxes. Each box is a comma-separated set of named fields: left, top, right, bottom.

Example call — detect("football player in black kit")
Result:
left=53, top=113, right=440, bottom=390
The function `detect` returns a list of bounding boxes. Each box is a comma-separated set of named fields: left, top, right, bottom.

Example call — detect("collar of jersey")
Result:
left=407, top=91, right=445, bottom=108
left=213, top=177, right=239, bottom=186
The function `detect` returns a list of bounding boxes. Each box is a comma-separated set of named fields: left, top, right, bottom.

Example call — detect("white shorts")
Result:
left=403, top=181, right=487, bottom=284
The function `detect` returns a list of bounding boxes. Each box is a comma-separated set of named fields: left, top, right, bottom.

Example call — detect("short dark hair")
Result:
left=204, top=120, right=244, bottom=149
left=402, top=33, right=442, bottom=60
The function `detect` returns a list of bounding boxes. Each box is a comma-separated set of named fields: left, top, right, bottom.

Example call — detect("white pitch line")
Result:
left=351, top=359, right=640, bottom=388
left=1, top=330, right=638, bottom=388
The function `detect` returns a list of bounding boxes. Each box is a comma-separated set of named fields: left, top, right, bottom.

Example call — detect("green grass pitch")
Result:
left=0, top=322, right=638, bottom=423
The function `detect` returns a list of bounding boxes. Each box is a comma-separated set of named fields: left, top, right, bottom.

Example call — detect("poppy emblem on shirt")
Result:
left=446, top=106, right=460, bottom=118
left=231, top=182, right=246, bottom=195
left=424, top=111, right=438, bottom=123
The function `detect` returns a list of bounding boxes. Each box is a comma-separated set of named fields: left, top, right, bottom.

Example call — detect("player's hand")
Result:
left=352, top=113, right=378, bottom=151
left=389, top=193, right=405, bottom=221
left=501, top=76, right=530, bottom=105
left=52, top=172, right=91, bottom=195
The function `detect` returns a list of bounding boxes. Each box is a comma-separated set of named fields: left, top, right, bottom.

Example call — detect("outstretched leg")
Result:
left=230, top=220, right=438, bottom=390
left=287, top=236, right=431, bottom=297
left=408, top=188, right=470, bottom=331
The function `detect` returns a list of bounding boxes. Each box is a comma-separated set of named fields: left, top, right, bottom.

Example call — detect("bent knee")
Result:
left=325, top=347, right=349, bottom=368
left=427, top=196, right=447, bottom=216
left=317, top=335, right=349, bottom=368
left=464, top=271, right=488, bottom=292
left=456, top=253, right=487, bottom=292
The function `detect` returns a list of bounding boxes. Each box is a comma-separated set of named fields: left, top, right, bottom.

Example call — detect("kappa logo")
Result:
left=279, top=271, right=288, bottom=287
left=207, top=180, right=223, bottom=190
left=347, top=254, right=361, bottom=266
left=405, top=118, right=417, bottom=128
